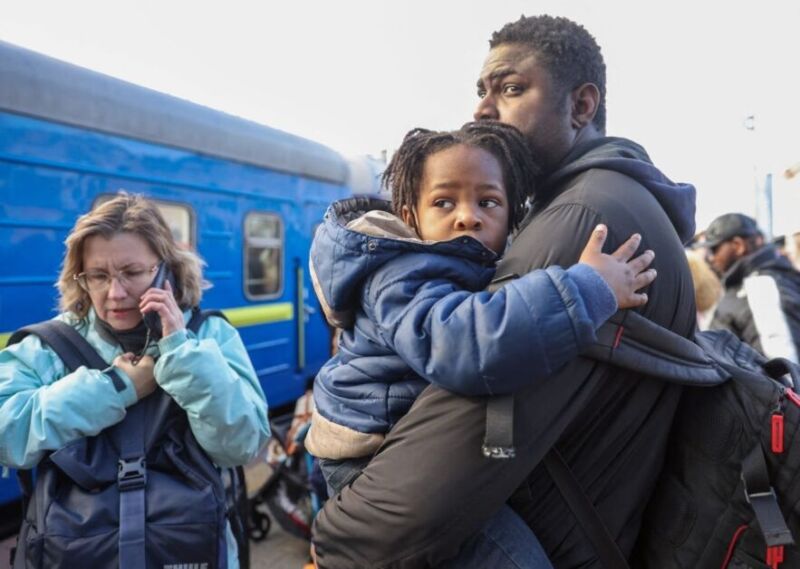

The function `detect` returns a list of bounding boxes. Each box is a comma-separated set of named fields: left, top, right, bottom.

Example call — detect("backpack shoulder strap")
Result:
left=8, top=320, right=126, bottom=392
left=186, top=307, right=229, bottom=335
left=583, top=310, right=730, bottom=386
left=543, top=449, right=631, bottom=569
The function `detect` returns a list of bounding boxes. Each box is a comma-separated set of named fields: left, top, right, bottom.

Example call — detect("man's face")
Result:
left=474, top=44, right=573, bottom=173
left=706, top=237, right=747, bottom=276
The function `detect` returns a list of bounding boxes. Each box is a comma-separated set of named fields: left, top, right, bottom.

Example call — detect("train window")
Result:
left=244, top=212, right=283, bottom=298
left=93, top=194, right=195, bottom=249
left=156, top=203, right=193, bottom=249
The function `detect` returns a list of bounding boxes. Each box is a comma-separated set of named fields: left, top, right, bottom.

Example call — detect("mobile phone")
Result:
left=142, top=262, right=176, bottom=338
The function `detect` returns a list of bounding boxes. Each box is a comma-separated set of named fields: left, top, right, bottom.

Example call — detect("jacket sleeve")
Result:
left=154, top=316, right=270, bottom=468
left=366, top=258, right=616, bottom=395
left=0, top=334, right=138, bottom=469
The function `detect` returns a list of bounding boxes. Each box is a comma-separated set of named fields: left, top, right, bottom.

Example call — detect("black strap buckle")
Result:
left=743, top=485, right=776, bottom=505
left=742, top=478, right=795, bottom=547
left=117, top=457, right=147, bottom=492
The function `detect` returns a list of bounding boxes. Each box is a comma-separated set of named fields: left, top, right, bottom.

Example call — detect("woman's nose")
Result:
left=106, top=276, right=128, bottom=299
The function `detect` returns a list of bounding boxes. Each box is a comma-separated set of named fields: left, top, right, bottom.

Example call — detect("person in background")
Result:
left=0, top=194, right=269, bottom=568
left=700, top=212, right=800, bottom=361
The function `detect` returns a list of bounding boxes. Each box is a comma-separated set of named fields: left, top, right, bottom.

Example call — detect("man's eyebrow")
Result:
left=477, top=68, right=517, bottom=89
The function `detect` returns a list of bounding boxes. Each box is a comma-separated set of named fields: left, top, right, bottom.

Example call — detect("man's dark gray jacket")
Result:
left=312, top=137, right=698, bottom=569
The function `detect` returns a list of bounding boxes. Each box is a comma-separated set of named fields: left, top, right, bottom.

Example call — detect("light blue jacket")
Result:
left=0, top=308, right=269, bottom=568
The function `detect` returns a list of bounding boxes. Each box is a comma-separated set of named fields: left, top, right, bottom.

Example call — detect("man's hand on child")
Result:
left=579, top=224, right=656, bottom=309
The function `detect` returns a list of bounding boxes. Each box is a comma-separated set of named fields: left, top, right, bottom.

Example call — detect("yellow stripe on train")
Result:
left=220, top=302, right=294, bottom=328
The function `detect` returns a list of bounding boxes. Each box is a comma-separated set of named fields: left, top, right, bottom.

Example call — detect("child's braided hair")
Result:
left=384, top=121, right=540, bottom=232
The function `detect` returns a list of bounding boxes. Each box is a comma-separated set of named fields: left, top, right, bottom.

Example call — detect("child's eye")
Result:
left=480, top=199, right=500, bottom=209
left=433, top=199, right=454, bottom=209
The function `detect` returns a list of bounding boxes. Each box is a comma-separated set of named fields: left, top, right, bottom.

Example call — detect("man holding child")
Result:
left=313, top=14, right=697, bottom=569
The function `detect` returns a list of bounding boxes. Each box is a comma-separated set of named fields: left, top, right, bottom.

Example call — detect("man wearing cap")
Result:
left=702, top=212, right=800, bottom=362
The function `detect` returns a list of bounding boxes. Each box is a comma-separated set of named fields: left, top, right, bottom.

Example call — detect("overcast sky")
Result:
left=2, top=0, right=799, bottom=233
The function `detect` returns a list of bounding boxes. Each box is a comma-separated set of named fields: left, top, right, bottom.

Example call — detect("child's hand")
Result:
left=578, top=224, right=656, bottom=309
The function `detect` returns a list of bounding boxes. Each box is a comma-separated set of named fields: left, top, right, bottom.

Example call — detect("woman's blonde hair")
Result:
left=58, top=193, right=207, bottom=317
left=686, top=249, right=722, bottom=313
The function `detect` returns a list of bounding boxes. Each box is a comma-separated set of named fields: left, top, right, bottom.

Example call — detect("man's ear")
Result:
left=570, top=83, right=600, bottom=130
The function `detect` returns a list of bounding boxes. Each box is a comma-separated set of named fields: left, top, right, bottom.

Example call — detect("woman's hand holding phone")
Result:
left=139, top=279, right=185, bottom=339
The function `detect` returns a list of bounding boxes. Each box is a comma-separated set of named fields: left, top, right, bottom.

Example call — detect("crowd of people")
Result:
left=1, top=12, right=797, bottom=569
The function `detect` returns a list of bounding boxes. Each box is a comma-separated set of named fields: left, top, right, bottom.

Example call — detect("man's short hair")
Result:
left=490, top=15, right=607, bottom=132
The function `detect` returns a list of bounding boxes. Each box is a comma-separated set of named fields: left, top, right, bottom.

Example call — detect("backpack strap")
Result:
left=583, top=310, right=729, bottom=386
left=543, top=449, right=630, bottom=569
left=187, top=307, right=228, bottom=334
left=117, top=401, right=147, bottom=569
left=8, top=321, right=126, bottom=391
left=482, top=395, right=515, bottom=459
left=741, top=444, right=795, bottom=547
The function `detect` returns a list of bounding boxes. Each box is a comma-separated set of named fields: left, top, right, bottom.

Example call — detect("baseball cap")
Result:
left=696, top=213, right=760, bottom=249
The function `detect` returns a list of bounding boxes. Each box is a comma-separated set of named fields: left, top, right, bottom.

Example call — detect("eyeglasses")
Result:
left=74, top=264, right=159, bottom=293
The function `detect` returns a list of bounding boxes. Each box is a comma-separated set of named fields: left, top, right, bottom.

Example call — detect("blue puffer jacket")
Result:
left=305, top=197, right=617, bottom=459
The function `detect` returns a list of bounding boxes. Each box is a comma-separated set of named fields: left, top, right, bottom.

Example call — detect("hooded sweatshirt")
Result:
left=528, top=136, right=696, bottom=243
left=306, top=196, right=618, bottom=460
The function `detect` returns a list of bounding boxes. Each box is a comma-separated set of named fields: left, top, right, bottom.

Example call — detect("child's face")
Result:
left=402, top=144, right=509, bottom=254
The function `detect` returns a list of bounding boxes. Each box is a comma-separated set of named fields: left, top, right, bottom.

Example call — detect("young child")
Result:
left=306, top=122, right=654, bottom=566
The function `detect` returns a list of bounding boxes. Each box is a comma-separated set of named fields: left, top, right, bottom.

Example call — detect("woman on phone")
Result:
left=0, top=193, right=269, bottom=569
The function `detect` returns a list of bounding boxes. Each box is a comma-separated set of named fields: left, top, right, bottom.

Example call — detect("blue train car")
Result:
left=0, top=41, right=379, bottom=533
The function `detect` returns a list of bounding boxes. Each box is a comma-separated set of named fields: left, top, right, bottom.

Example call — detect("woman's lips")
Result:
left=109, top=308, right=135, bottom=316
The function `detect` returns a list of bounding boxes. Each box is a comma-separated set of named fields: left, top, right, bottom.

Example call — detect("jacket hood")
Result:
left=539, top=137, right=697, bottom=244
left=310, top=196, right=497, bottom=328
left=722, top=245, right=794, bottom=288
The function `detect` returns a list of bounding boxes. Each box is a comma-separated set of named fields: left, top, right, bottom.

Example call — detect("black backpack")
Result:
left=7, top=309, right=250, bottom=569
left=543, top=311, right=800, bottom=569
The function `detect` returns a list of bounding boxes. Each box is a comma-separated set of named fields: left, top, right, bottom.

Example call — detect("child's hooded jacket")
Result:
left=306, top=196, right=616, bottom=459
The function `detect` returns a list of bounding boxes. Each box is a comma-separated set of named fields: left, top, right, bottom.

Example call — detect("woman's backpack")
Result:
left=7, top=309, right=248, bottom=569
left=547, top=311, right=800, bottom=569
